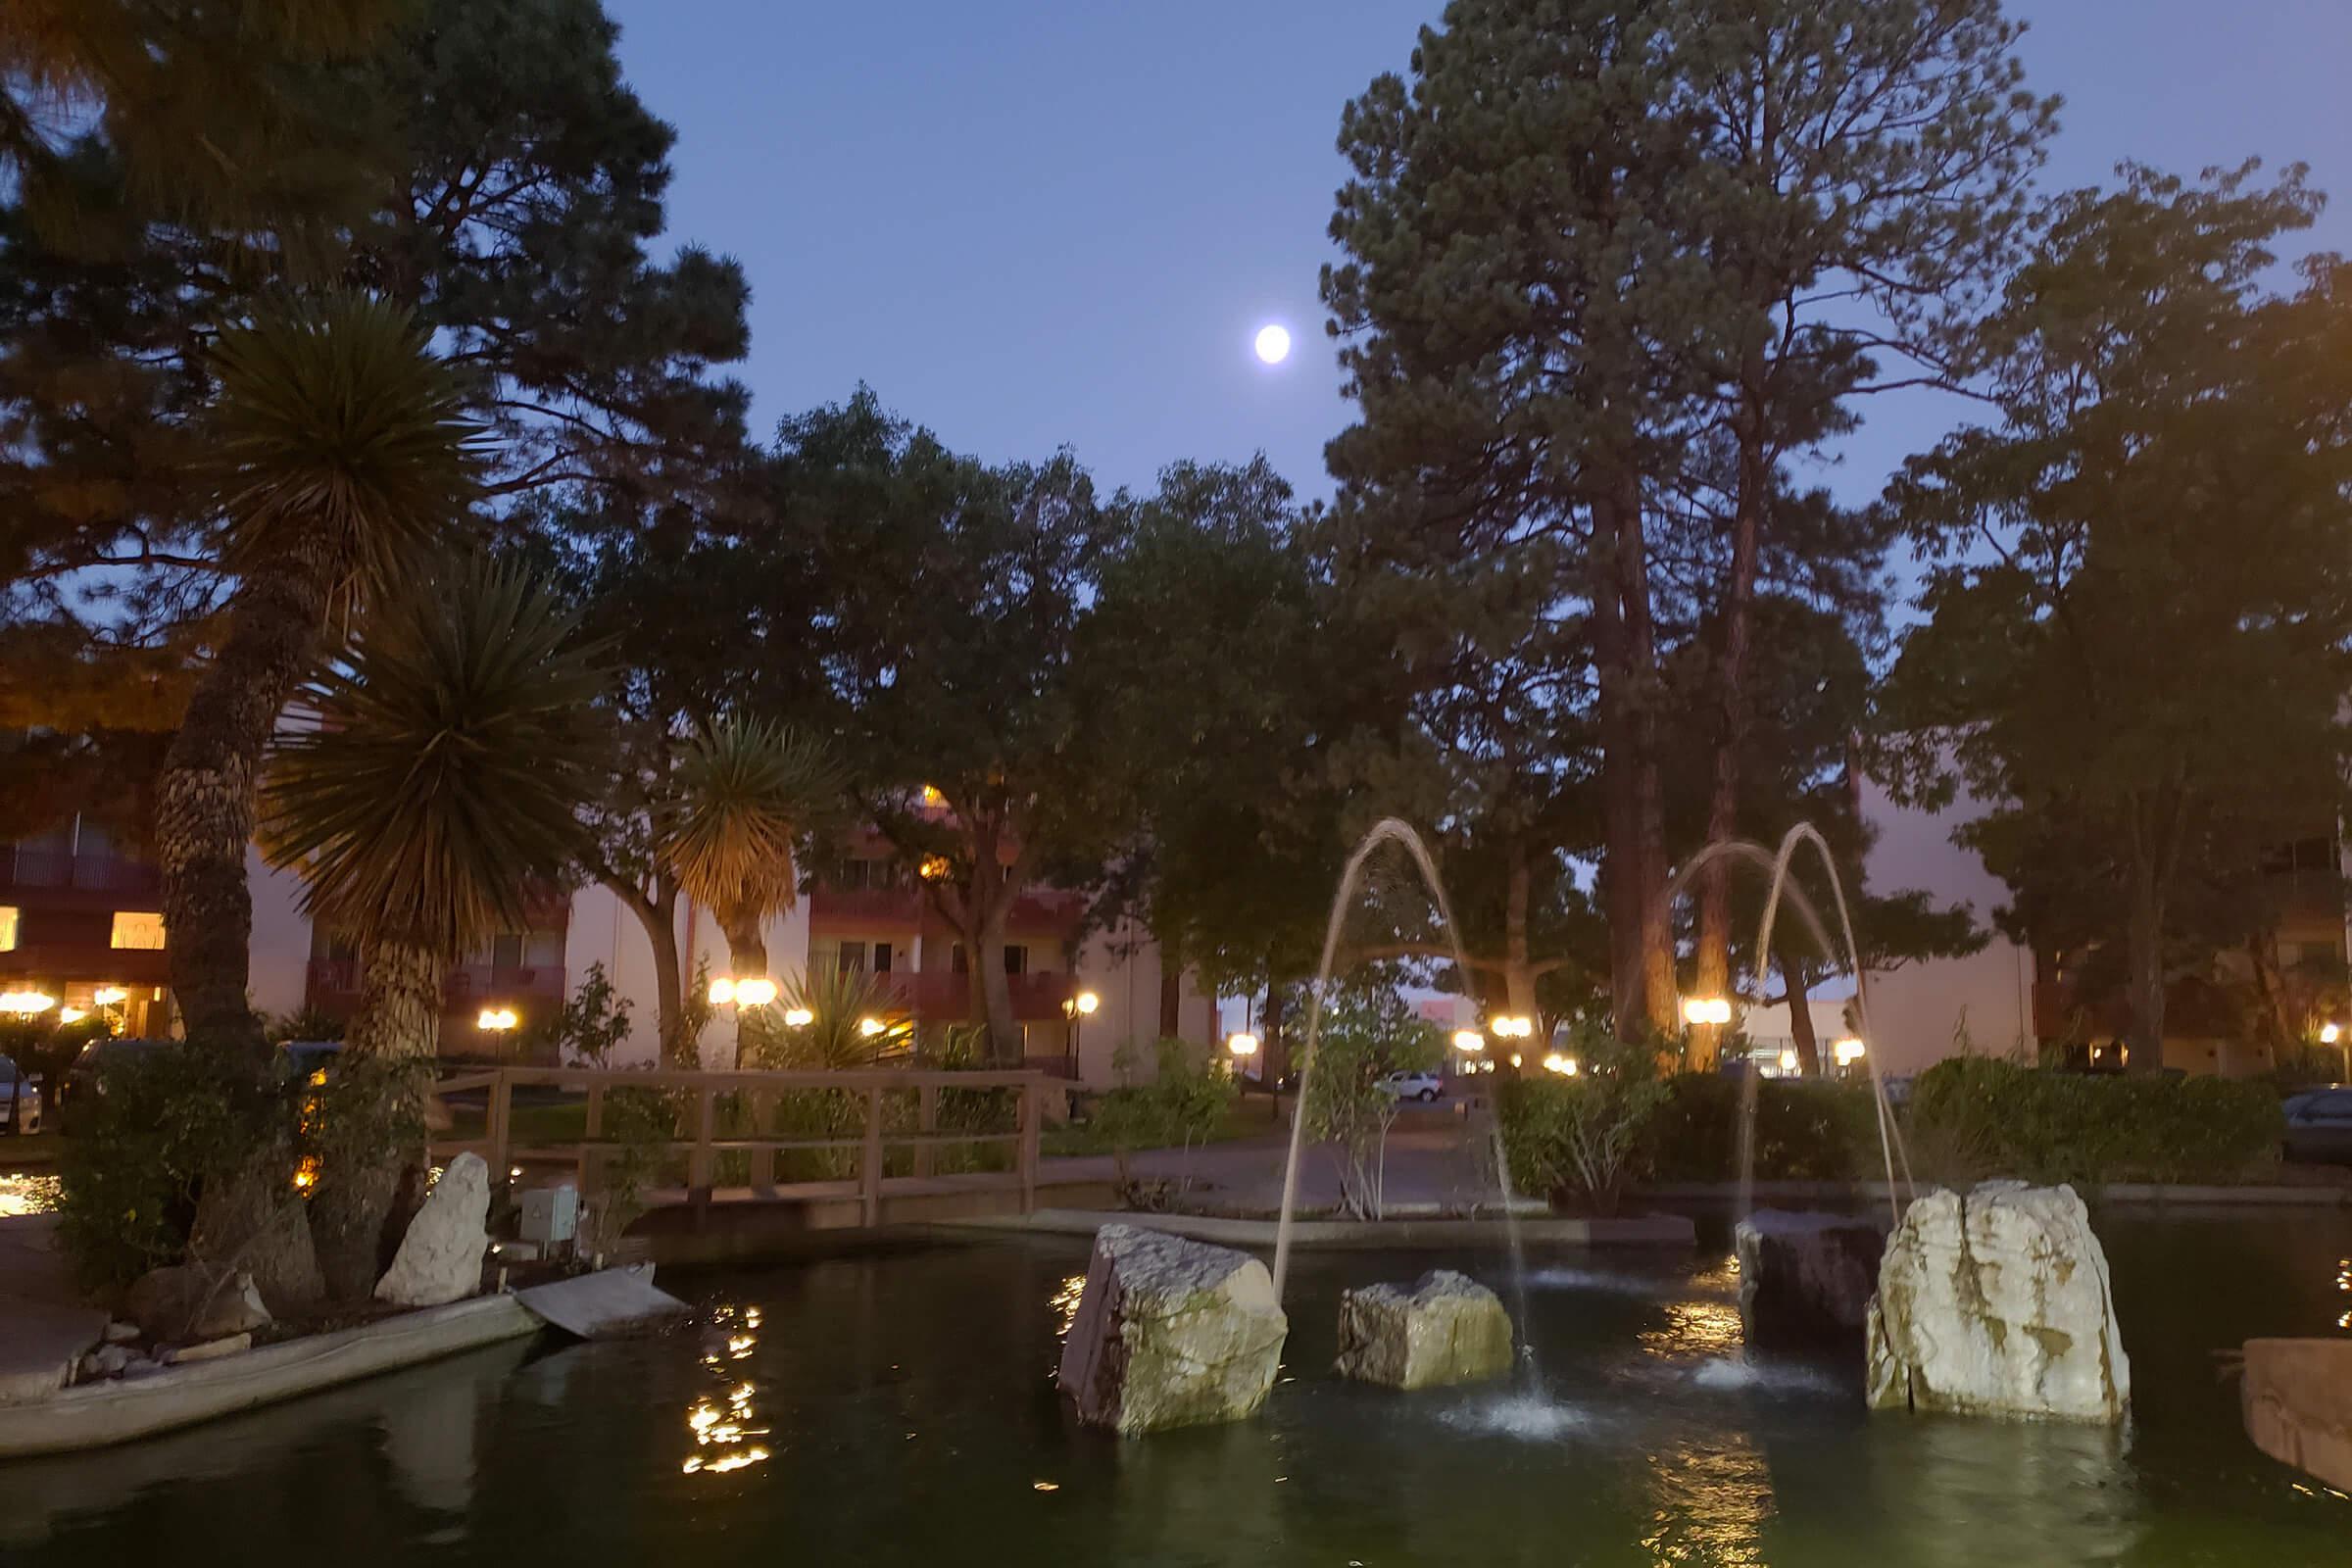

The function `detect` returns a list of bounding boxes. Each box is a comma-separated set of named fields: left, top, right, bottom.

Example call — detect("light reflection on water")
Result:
left=1642, top=1434, right=1774, bottom=1567
left=1050, top=1272, right=1087, bottom=1338
left=0, top=1173, right=60, bottom=1216
left=682, top=1303, right=770, bottom=1478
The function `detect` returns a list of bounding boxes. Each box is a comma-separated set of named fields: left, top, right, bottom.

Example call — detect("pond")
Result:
left=2, top=1207, right=2346, bottom=1565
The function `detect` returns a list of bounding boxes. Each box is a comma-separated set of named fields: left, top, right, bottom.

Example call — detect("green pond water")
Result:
left=2, top=1207, right=2346, bottom=1566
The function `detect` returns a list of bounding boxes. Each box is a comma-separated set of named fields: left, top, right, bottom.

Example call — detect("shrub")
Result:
left=1093, top=1038, right=1238, bottom=1196
left=1298, top=985, right=1442, bottom=1219
left=55, top=1043, right=292, bottom=1294
left=1642, top=1073, right=1883, bottom=1183
left=1496, top=1028, right=1671, bottom=1215
left=521, top=962, right=631, bottom=1065
left=1906, top=1056, right=2282, bottom=1187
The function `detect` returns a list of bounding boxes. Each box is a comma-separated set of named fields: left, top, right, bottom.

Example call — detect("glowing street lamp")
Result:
left=734, top=977, right=777, bottom=1007
left=1682, top=997, right=1733, bottom=1027
left=2324, top=1022, right=2342, bottom=1046
left=858, top=1016, right=886, bottom=1038
left=782, top=1007, right=815, bottom=1028
left=1542, top=1053, right=1579, bottom=1077
left=0, top=991, right=56, bottom=1015
left=1074, top=991, right=1100, bottom=1016
left=1833, top=1037, right=1867, bottom=1067
left=1226, top=1032, right=1261, bottom=1058
left=1777, top=1048, right=1799, bottom=1074
left=708, top=976, right=737, bottom=1005
left=1451, top=1029, right=1486, bottom=1054
left=1489, top=1015, right=1535, bottom=1040
left=91, top=986, right=129, bottom=1006
left=476, top=1006, right=517, bottom=1032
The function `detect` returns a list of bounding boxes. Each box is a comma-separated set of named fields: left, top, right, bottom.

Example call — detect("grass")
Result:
left=0, top=1130, right=59, bottom=1170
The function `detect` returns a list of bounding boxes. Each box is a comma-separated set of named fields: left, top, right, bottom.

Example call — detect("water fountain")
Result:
left=1267, top=818, right=1535, bottom=1377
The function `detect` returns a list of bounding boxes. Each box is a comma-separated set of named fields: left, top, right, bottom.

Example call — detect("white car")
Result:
left=0, top=1056, right=41, bottom=1135
left=1380, top=1069, right=1446, bottom=1103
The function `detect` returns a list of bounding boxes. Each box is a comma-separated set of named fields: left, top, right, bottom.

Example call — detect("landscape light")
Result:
left=0, top=992, right=55, bottom=1015
left=1074, top=991, right=1100, bottom=1016
left=734, top=977, right=778, bottom=1007
left=1226, top=1032, right=1260, bottom=1057
left=858, top=1016, right=886, bottom=1038
left=1451, top=1030, right=1486, bottom=1053
left=708, top=977, right=737, bottom=1005
left=783, top=1007, right=815, bottom=1028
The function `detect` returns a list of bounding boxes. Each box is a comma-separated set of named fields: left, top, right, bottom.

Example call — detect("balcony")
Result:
left=0, top=943, right=172, bottom=985
left=809, top=885, right=925, bottom=927
left=872, top=969, right=1076, bottom=1023
left=307, top=959, right=567, bottom=1009
left=1, top=847, right=163, bottom=898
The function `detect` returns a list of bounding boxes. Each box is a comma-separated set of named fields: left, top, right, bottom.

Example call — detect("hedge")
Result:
left=1642, top=1074, right=1882, bottom=1183
left=1904, top=1056, right=2282, bottom=1187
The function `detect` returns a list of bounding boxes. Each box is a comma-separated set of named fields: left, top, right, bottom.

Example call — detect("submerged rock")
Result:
left=123, top=1264, right=271, bottom=1344
left=1866, top=1183, right=2130, bottom=1423
left=374, top=1152, right=492, bottom=1308
left=1736, top=1210, right=1880, bottom=1348
left=1336, top=1270, right=1514, bottom=1390
left=162, top=1333, right=251, bottom=1365
left=1055, top=1224, right=1288, bottom=1436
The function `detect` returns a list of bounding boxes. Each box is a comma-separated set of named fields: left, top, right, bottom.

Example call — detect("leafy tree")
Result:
left=771, top=391, right=1114, bottom=1060
left=1498, top=1026, right=1672, bottom=1214
left=1883, top=164, right=2352, bottom=1068
left=261, top=559, right=609, bottom=1293
left=520, top=962, right=632, bottom=1067
left=1298, top=980, right=1443, bottom=1219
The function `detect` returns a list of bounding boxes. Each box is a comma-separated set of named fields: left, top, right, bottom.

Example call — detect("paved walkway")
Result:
left=0, top=1215, right=107, bottom=1404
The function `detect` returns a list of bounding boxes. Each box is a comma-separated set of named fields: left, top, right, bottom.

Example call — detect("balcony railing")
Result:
left=1, top=847, right=164, bottom=897
left=0, top=943, right=172, bottom=984
left=307, top=958, right=567, bottom=1007
left=869, top=969, right=1076, bottom=1022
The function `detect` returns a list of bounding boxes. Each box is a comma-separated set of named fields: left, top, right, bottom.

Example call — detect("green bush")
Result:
left=1642, top=1073, right=1883, bottom=1183
left=1496, top=1029, right=1671, bottom=1215
left=1093, top=1038, right=1238, bottom=1190
left=55, top=1043, right=292, bottom=1294
left=1906, top=1056, right=2282, bottom=1187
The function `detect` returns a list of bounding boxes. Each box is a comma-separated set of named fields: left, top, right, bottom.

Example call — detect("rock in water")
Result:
left=1055, top=1224, right=1288, bottom=1436
left=1336, top=1270, right=1514, bottom=1390
left=1866, top=1183, right=2130, bottom=1423
left=1736, top=1210, right=1881, bottom=1348
left=374, top=1152, right=492, bottom=1308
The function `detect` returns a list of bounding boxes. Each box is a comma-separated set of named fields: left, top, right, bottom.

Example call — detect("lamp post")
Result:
left=708, top=975, right=777, bottom=1069
left=476, top=1006, right=517, bottom=1060
left=1060, top=989, right=1099, bottom=1077
left=1681, top=996, right=1733, bottom=1070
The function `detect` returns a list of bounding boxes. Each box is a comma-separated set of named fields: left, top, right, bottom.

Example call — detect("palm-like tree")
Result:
left=661, top=719, right=841, bottom=979
left=261, top=560, right=608, bottom=1296
left=158, top=294, right=481, bottom=1051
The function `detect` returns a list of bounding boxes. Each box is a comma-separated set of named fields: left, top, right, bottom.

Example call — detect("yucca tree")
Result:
left=262, top=560, right=609, bottom=1296
left=661, top=719, right=841, bottom=979
left=157, top=294, right=482, bottom=1052
left=748, top=967, right=915, bottom=1070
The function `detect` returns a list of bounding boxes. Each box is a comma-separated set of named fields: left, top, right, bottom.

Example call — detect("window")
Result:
left=0, top=906, right=15, bottom=952
left=1004, top=945, right=1027, bottom=976
left=872, top=941, right=893, bottom=973
left=110, top=911, right=167, bottom=950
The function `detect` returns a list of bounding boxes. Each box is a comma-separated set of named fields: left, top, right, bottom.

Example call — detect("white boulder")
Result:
left=1337, top=1270, right=1514, bottom=1390
left=1055, top=1224, right=1288, bottom=1436
left=374, top=1152, right=492, bottom=1308
left=1866, top=1182, right=2130, bottom=1423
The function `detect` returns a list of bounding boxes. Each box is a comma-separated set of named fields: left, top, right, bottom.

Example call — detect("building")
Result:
left=8, top=817, right=1214, bottom=1088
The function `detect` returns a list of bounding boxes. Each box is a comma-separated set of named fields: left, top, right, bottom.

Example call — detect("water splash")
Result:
left=1269, top=818, right=1533, bottom=1380
left=1437, top=1391, right=1588, bottom=1442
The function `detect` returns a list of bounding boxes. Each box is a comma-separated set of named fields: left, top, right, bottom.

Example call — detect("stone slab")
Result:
left=514, top=1264, right=688, bottom=1339
left=2242, top=1337, right=2352, bottom=1492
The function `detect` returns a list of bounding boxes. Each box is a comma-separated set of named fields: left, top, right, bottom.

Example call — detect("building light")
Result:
left=0, top=991, right=55, bottom=1015
left=917, top=856, right=950, bottom=881
left=918, top=785, right=945, bottom=808
left=1226, top=1032, right=1260, bottom=1057
left=58, top=1006, right=86, bottom=1024
left=90, top=986, right=128, bottom=1006
left=109, top=911, right=167, bottom=950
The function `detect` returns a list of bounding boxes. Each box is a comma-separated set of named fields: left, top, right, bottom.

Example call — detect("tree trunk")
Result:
left=1783, top=954, right=1821, bottom=1076
left=1502, top=853, right=1537, bottom=1021
left=1157, top=947, right=1183, bottom=1039
left=976, top=902, right=1020, bottom=1064
left=2126, top=860, right=2167, bottom=1073
left=602, top=871, right=688, bottom=1063
left=1614, top=475, right=1677, bottom=1040
left=158, top=542, right=339, bottom=1052
left=1592, top=511, right=1649, bottom=1042
left=313, top=937, right=443, bottom=1301
left=1261, top=983, right=1288, bottom=1086
left=2246, top=930, right=2297, bottom=1051
left=714, top=900, right=770, bottom=1070
left=1694, top=392, right=1768, bottom=1071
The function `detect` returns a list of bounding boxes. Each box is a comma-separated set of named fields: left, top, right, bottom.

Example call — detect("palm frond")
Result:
left=745, top=967, right=914, bottom=1070
left=210, top=294, right=486, bottom=606
left=661, top=719, right=843, bottom=919
left=261, top=559, right=612, bottom=954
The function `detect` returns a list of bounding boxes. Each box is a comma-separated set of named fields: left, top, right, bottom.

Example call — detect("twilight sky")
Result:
left=604, top=0, right=2352, bottom=506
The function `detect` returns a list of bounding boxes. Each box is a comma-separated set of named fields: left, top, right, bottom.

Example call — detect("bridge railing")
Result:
left=429, top=1065, right=1047, bottom=1224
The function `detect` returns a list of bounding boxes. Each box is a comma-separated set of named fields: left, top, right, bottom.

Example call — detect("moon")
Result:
left=1253, top=323, right=1292, bottom=365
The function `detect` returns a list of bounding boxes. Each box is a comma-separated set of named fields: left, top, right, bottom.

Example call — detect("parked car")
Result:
left=0, top=1055, right=41, bottom=1135
left=2282, top=1088, right=2352, bottom=1165
left=1379, top=1068, right=1446, bottom=1103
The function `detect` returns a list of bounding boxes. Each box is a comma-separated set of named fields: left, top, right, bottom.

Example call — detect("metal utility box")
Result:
left=519, top=1182, right=580, bottom=1247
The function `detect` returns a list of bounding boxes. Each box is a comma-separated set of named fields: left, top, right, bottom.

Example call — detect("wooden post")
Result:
left=689, top=1085, right=715, bottom=1227
left=750, top=1091, right=774, bottom=1192
left=915, top=1082, right=939, bottom=1179
left=581, top=1079, right=606, bottom=1190
left=487, top=1071, right=513, bottom=1188
left=861, top=1084, right=884, bottom=1227
left=1018, top=1077, right=1041, bottom=1214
